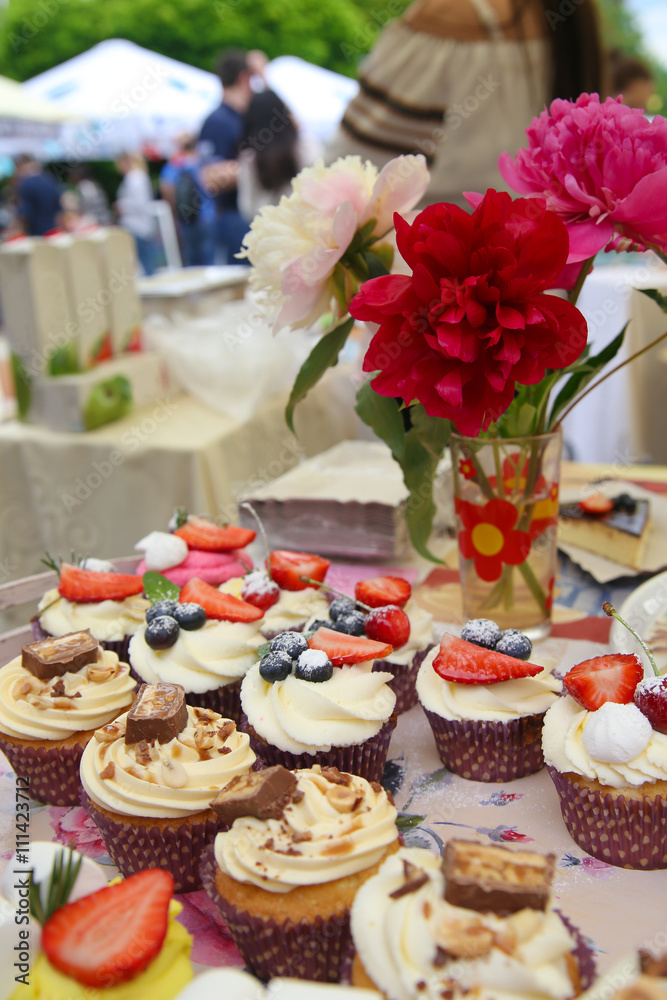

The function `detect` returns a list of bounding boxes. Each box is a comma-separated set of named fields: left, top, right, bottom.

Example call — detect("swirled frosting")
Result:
left=351, top=848, right=578, bottom=1000
left=542, top=695, right=667, bottom=788
left=382, top=599, right=434, bottom=666
left=38, top=589, right=150, bottom=642
left=220, top=576, right=331, bottom=637
left=416, top=647, right=560, bottom=721
left=174, top=968, right=382, bottom=998
left=214, top=765, right=398, bottom=893
left=241, top=660, right=396, bottom=753
left=129, top=619, right=265, bottom=693
left=80, top=706, right=256, bottom=818
left=0, top=651, right=135, bottom=740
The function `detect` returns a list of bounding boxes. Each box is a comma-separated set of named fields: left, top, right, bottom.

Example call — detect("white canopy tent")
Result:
left=0, top=75, right=73, bottom=158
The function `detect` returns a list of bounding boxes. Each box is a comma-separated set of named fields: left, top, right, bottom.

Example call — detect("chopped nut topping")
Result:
left=193, top=708, right=216, bottom=724
left=217, top=720, right=236, bottom=742
left=87, top=663, right=116, bottom=683
left=434, top=917, right=494, bottom=959
left=320, top=767, right=352, bottom=786
left=135, top=740, right=153, bottom=766
left=218, top=746, right=232, bottom=755
left=99, top=762, right=115, bottom=780
left=51, top=678, right=66, bottom=697
left=160, top=756, right=187, bottom=789
left=292, top=830, right=312, bottom=843
left=193, top=725, right=215, bottom=751
left=13, top=676, right=41, bottom=700
left=94, top=722, right=124, bottom=743
left=26, top=694, right=55, bottom=710
left=327, top=785, right=362, bottom=813
left=52, top=697, right=77, bottom=710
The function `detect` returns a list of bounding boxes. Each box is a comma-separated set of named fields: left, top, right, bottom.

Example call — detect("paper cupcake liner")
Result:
left=0, top=734, right=87, bottom=807
left=240, top=715, right=397, bottom=784
left=375, top=645, right=434, bottom=715
left=32, top=621, right=132, bottom=664
left=81, top=789, right=222, bottom=892
left=422, top=708, right=546, bottom=782
left=200, top=844, right=354, bottom=982
left=129, top=666, right=242, bottom=722
left=547, top=766, right=667, bottom=870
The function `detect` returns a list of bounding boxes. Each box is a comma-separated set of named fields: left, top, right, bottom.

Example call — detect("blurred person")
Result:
left=237, top=89, right=321, bottom=219
left=69, top=165, right=112, bottom=226
left=159, top=133, right=193, bottom=208
left=609, top=49, right=655, bottom=110
left=326, top=0, right=604, bottom=207
left=172, top=137, right=217, bottom=266
left=14, top=155, right=62, bottom=236
left=114, top=153, right=157, bottom=276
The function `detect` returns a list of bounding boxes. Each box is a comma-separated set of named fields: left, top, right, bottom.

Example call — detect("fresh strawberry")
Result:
left=42, top=868, right=173, bottom=987
left=180, top=577, right=263, bottom=621
left=578, top=493, right=614, bottom=515
left=355, top=576, right=412, bottom=609
left=309, top=625, right=392, bottom=666
left=175, top=515, right=256, bottom=552
left=242, top=571, right=280, bottom=611
left=58, top=564, right=144, bottom=603
left=266, top=550, right=330, bottom=591
left=635, top=676, right=667, bottom=734
left=432, top=633, right=543, bottom=685
left=563, top=653, right=643, bottom=711
left=365, top=605, right=410, bottom=647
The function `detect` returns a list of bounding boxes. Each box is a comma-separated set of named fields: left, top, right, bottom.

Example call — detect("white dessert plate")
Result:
left=558, top=483, right=667, bottom=583
left=610, top=568, right=667, bottom=674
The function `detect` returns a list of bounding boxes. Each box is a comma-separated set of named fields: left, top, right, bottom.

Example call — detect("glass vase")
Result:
left=450, top=429, right=562, bottom=640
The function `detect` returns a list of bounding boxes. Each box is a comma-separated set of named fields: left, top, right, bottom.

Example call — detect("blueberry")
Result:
left=295, top=649, right=333, bottom=683
left=270, top=631, right=309, bottom=658
left=172, top=602, right=206, bottom=631
left=259, top=650, right=294, bottom=683
left=309, top=619, right=331, bottom=632
left=146, top=599, right=178, bottom=624
left=329, top=597, right=355, bottom=621
left=331, top=610, right=367, bottom=636
left=145, top=615, right=180, bottom=650
left=461, top=618, right=502, bottom=649
left=495, top=629, right=533, bottom=660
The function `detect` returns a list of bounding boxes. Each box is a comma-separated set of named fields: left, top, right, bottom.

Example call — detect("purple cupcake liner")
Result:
left=240, top=715, right=397, bottom=784
left=546, top=766, right=667, bottom=870
left=200, top=844, right=354, bottom=982
left=422, top=708, right=546, bottom=782
left=0, top=734, right=88, bottom=807
left=129, top=666, right=242, bottom=722
left=32, top=621, right=132, bottom=664
left=375, top=645, right=434, bottom=715
left=81, top=789, right=223, bottom=892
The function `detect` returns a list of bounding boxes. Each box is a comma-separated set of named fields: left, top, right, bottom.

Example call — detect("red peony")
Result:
left=349, top=189, right=588, bottom=436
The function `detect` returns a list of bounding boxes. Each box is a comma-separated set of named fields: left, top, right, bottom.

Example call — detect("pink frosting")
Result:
left=136, top=549, right=253, bottom=586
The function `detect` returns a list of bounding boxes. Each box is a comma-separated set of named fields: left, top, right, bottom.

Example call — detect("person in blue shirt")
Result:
left=198, top=48, right=255, bottom=265
left=170, top=138, right=217, bottom=267
left=15, top=155, right=62, bottom=236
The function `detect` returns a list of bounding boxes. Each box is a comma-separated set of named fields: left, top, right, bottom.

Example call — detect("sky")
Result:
left=628, top=0, right=667, bottom=66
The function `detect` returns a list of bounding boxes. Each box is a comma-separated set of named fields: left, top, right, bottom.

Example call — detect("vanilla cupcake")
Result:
left=80, top=682, right=256, bottom=891
left=220, top=573, right=331, bottom=640
left=0, top=632, right=135, bottom=807
left=200, top=764, right=399, bottom=982
left=176, top=969, right=382, bottom=998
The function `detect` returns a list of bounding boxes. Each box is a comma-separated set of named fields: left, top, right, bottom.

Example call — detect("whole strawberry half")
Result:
left=175, top=515, right=255, bottom=551
left=58, top=564, right=144, bottom=603
left=563, top=653, right=643, bottom=712
left=42, top=868, right=173, bottom=987
left=433, top=633, right=543, bottom=685
left=308, top=626, right=392, bottom=666
left=355, top=575, right=411, bottom=609
left=180, top=577, right=263, bottom=621
left=266, top=550, right=330, bottom=591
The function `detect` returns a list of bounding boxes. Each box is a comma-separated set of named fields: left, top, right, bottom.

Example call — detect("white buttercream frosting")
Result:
left=416, top=647, right=560, bottom=722
left=382, top=599, right=434, bottom=666
left=0, top=650, right=135, bottom=740
left=219, top=576, right=331, bottom=637
left=80, top=705, right=255, bottom=818
left=241, top=659, right=396, bottom=753
left=129, top=619, right=265, bottom=693
left=351, top=847, right=579, bottom=1000
left=542, top=695, right=667, bottom=787
left=214, top=766, right=398, bottom=893
left=38, top=588, right=150, bottom=642
left=175, top=968, right=382, bottom=998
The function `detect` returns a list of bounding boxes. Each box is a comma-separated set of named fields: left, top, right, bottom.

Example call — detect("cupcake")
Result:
left=240, top=626, right=397, bottom=781
left=36, top=561, right=151, bottom=662
left=129, top=578, right=266, bottom=721
left=542, top=647, right=667, bottom=869
left=176, top=968, right=382, bottom=998
left=80, top=681, right=256, bottom=891
left=0, top=631, right=135, bottom=806
left=350, top=840, right=595, bottom=998
left=416, top=628, right=560, bottom=782
left=135, top=513, right=255, bottom=588
left=579, top=951, right=667, bottom=1000
left=200, top=763, right=399, bottom=982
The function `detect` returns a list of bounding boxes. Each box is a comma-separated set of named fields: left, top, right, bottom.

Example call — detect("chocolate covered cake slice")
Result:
left=558, top=493, right=650, bottom=569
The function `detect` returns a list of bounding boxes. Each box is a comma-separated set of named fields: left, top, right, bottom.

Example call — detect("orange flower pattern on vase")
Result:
left=456, top=497, right=532, bottom=582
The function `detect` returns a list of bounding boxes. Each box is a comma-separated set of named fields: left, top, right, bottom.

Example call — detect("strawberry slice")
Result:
left=432, top=633, right=543, bottom=685
left=42, top=868, right=173, bottom=987
left=309, top=625, right=392, bottom=666
left=175, top=515, right=256, bottom=552
left=563, top=653, right=643, bottom=711
left=355, top=575, right=412, bottom=609
left=266, top=550, right=330, bottom=591
left=578, top=493, right=614, bottom=515
left=58, top=564, right=144, bottom=603
left=180, top=577, right=263, bottom=621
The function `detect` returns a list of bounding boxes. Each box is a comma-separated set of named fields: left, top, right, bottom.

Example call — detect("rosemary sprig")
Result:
left=29, top=847, right=83, bottom=924
left=172, top=506, right=189, bottom=529
left=40, top=552, right=62, bottom=576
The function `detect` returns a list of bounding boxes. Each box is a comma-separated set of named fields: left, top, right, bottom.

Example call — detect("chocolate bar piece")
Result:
left=125, top=683, right=188, bottom=745
left=443, top=840, right=555, bottom=914
left=210, top=765, right=298, bottom=824
left=21, top=630, right=100, bottom=680
left=639, top=951, right=667, bottom=977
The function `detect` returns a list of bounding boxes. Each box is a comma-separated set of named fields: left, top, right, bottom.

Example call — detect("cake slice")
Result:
left=558, top=493, right=650, bottom=570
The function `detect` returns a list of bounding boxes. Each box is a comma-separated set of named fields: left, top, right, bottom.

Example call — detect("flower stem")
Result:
left=567, top=256, right=595, bottom=307
left=517, top=560, right=548, bottom=617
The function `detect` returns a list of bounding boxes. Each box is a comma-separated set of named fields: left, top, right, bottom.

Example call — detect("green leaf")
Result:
left=359, top=248, right=390, bottom=279
left=409, top=403, right=452, bottom=458
left=640, top=287, right=667, bottom=313
left=285, top=316, right=354, bottom=433
left=172, top=506, right=189, bottom=529
left=396, top=813, right=426, bottom=832
left=143, top=571, right=180, bottom=604
left=355, top=380, right=405, bottom=462
left=256, top=641, right=271, bottom=660
left=402, top=430, right=443, bottom=563
left=10, top=352, right=31, bottom=420
left=547, top=324, right=627, bottom=430
left=345, top=218, right=377, bottom=255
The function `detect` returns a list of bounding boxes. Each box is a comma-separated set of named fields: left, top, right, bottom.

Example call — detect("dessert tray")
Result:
left=612, top=567, right=667, bottom=673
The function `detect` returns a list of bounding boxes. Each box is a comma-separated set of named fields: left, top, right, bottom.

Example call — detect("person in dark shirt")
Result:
left=15, top=155, right=62, bottom=236
left=198, top=48, right=255, bottom=265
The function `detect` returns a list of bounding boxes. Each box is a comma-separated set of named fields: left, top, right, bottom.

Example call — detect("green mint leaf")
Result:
left=143, top=571, right=180, bottom=604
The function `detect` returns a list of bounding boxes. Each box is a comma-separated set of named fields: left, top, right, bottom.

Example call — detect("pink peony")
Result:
left=498, top=94, right=667, bottom=261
